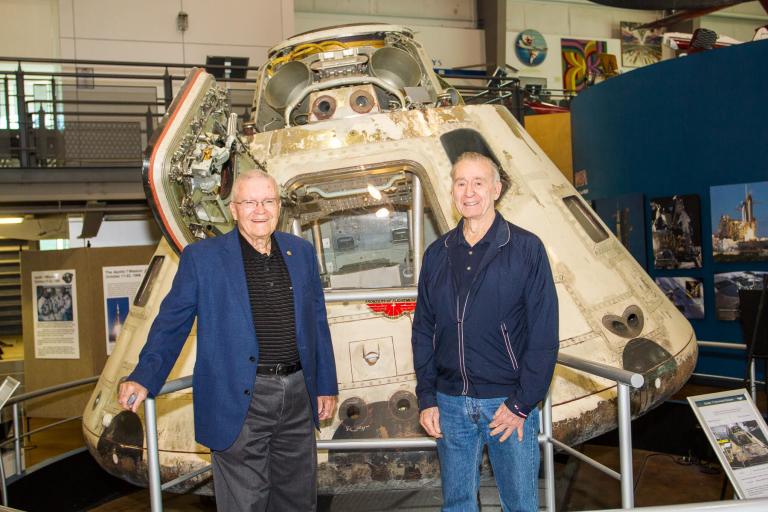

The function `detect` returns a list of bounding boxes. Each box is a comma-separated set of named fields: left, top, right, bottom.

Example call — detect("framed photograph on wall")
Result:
left=689, top=389, right=768, bottom=499
left=621, top=22, right=664, bottom=68
left=714, top=272, right=765, bottom=321
left=594, top=193, right=647, bottom=270
left=655, top=277, right=704, bottom=319
left=650, top=194, right=703, bottom=269
left=711, top=181, right=768, bottom=263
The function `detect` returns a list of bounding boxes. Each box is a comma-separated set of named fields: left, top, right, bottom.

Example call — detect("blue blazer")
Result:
left=128, top=229, right=339, bottom=451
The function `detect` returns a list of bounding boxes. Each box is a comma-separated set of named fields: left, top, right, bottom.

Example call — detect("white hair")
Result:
left=231, top=169, right=279, bottom=201
left=450, top=152, right=501, bottom=184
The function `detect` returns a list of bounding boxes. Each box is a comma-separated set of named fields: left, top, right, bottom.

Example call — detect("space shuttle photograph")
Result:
left=78, top=22, right=698, bottom=502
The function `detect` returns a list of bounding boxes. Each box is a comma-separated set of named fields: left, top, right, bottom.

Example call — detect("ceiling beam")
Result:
left=477, top=0, right=507, bottom=76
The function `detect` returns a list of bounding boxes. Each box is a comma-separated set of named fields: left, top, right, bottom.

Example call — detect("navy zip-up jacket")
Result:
left=412, top=213, right=559, bottom=418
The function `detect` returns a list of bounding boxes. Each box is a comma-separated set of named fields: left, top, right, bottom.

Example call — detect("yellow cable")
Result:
left=319, top=40, right=350, bottom=50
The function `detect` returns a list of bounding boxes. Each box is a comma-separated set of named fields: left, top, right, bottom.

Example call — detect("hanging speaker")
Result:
left=265, top=61, right=311, bottom=111
left=369, top=47, right=422, bottom=91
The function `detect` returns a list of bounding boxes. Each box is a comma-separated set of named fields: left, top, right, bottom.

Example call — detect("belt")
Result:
left=256, top=361, right=302, bottom=376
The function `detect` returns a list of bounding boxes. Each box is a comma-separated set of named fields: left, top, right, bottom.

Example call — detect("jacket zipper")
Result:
left=501, top=323, right=518, bottom=369
left=457, top=271, right=483, bottom=396
left=456, top=297, right=468, bottom=395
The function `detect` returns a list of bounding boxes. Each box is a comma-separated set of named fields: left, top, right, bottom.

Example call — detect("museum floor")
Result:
left=11, top=382, right=761, bottom=511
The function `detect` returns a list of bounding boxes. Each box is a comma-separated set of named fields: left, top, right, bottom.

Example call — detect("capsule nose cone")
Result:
left=622, top=337, right=674, bottom=374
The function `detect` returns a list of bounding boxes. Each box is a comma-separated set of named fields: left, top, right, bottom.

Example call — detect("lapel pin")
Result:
left=286, top=251, right=292, bottom=256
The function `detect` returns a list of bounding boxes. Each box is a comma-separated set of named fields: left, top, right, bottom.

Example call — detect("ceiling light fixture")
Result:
left=0, top=217, right=23, bottom=224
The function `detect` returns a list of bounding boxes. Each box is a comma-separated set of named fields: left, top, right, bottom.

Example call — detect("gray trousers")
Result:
left=211, top=370, right=317, bottom=512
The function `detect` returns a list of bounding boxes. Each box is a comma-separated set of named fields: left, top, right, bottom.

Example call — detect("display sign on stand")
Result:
left=689, top=389, right=768, bottom=499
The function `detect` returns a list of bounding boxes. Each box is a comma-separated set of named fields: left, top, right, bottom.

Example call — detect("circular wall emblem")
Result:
left=515, top=30, right=548, bottom=67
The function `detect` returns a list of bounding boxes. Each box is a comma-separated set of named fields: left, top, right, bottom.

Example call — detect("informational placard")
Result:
left=32, top=269, right=79, bottom=359
left=689, top=389, right=768, bottom=499
left=102, top=265, right=146, bottom=355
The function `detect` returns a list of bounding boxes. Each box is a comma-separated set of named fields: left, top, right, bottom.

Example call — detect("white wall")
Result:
left=0, top=0, right=61, bottom=59
left=57, top=0, right=294, bottom=68
left=68, top=217, right=162, bottom=248
left=700, top=1, right=768, bottom=41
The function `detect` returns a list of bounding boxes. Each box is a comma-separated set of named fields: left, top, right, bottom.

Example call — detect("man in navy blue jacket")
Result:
left=118, top=169, right=338, bottom=511
left=412, top=152, right=558, bottom=512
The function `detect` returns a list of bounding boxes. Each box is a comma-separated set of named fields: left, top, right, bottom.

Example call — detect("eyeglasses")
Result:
left=231, top=199, right=280, bottom=209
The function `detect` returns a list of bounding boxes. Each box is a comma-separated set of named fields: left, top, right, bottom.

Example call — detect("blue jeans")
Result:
left=436, top=392, right=540, bottom=512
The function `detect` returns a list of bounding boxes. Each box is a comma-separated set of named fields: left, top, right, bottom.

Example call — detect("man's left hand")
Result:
left=489, top=402, right=525, bottom=442
left=318, top=395, right=337, bottom=421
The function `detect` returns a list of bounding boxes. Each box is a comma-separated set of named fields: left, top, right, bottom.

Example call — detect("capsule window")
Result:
left=133, top=256, right=165, bottom=307
left=562, top=195, right=609, bottom=244
left=283, top=164, right=444, bottom=290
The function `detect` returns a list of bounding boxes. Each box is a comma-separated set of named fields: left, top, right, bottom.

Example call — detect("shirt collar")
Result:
left=238, top=230, right=276, bottom=260
left=458, top=211, right=501, bottom=247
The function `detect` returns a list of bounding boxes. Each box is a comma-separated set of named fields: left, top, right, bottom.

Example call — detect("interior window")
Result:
left=133, top=256, right=165, bottom=307
left=562, top=195, right=609, bottom=244
left=283, top=166, right=441, bottom=289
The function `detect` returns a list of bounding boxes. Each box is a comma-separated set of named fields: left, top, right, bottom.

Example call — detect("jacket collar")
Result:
left=445, top=212, right=511, bottom=315
left=445, top=211, right=510, bottom=250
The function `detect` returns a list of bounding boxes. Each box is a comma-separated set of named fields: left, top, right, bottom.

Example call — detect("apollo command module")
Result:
left=82, top=24, right=697, bottom=494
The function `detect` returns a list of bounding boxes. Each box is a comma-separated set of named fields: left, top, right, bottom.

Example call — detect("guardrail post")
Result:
left=144, top=397, right=163, bottom=512
left=37, top=107, right=46, bottom=165
left=15, top=67, right=29, bottom=167
left=617, top=382, right=634, bottom=509
left=3, top=75, right=10, bottom=130
left=12, top=404, right=21, bottom=476
left=50, top=76, right=58, bottom=130
left=145, top=106, right=154, bottom=137
left=163, top=68, right=173, bottom=109
left=541, top=390, right=555, bottom=512
left=0, top=449, right=7, bottom=506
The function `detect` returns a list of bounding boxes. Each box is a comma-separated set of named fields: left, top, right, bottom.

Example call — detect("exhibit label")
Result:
left=690, top=390, right=768, bottom=499
left=32, top=269, right=79, bottom=359
left=102, top=265, right=146, bottom=355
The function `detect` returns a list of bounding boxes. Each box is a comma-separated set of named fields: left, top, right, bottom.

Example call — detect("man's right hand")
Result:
left=118, top=381, right=149, bottom=413
left=419, top=407, right=442, bottom=438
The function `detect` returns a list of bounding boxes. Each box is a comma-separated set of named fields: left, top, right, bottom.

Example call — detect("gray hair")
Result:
left=231, top=169, right=279, bottom=201
left=450, top=152, right=501, bottom=184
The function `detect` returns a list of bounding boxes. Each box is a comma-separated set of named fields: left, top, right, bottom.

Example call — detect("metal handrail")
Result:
left=0, top=416, right=83, bottom=449
left=697, top=341, right=755, bottom=402
left=557, top=353, right=644, bottom=388
left=0, top=375, right=99, bottom=506
left=4, top=376, right=99, bottom=407
left=142, top=349, right=644, bottom=511
left=0, top=56, right=260, bottom=71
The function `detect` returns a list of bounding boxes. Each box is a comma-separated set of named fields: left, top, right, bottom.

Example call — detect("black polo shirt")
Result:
left=239, top=231, right=300, bottom=365
left=456, top=212, right=501, bottom=313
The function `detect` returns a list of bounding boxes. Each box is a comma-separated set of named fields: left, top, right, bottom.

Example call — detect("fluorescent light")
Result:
left=367, top=185, right=382, bottom=200
left=0, top=217, right=23, bottom=224
left=375, top=208, right=389, bottom=218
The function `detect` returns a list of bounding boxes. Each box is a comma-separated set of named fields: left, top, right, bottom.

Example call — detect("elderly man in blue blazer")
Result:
left=118, top=169, right=338, bottom=512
